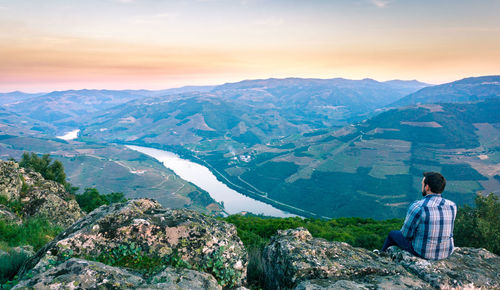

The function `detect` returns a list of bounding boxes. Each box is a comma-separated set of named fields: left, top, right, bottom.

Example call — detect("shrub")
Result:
left=0, top=249, right=31, bottom=284
left=199, top=246, right=240, bottom=287
left=19, top=152, right=66, bottom=185
left=223, top=214, right=403, bottom=250
left=75, top=188, right=127, bottom=213
left=454, top=193, right=500, bottom=255
left=93, top=242, right=165, bottom=277
left=17, top=152, right=80, bottom=195
left=0, top=196, right=23, bottom=217
left=0, top=218, right=62, bottom=251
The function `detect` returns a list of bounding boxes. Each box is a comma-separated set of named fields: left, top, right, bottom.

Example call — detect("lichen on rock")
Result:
left=18, top=198, right=248, bottom=288
left=0, top=160, right=85, bottom=228
left=0, top=161, right=22, bottom=201
left=263, top=227, right=500, bottom=289
left=13, top=258, right=223, bottom=290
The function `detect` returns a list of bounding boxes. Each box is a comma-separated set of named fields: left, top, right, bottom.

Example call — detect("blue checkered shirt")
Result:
left=401, top=194, right=457, bottom=260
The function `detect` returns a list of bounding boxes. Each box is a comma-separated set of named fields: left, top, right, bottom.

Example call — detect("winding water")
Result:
left=126, top=145, right=296, bottom=217
left=56, top=129, right=80, bottom=141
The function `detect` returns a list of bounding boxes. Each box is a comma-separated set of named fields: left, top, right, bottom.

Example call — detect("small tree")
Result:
left=75, top=188, right=127, bottom=213
left=454, top=193, right=500, bottom=255
left=19, top=152, right=66, bottom=184
left=18, top=152, right=78, bottom=194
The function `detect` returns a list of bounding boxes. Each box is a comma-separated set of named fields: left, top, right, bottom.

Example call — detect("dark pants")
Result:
left=381, top=230, right=420, bottom=256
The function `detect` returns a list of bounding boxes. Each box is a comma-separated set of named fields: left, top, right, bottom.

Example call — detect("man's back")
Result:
left=401, top=194, right=457, bottom=260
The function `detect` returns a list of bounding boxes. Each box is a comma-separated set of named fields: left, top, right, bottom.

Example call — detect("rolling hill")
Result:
left=80, top=78, right=428, bottom=151
left=3, top=76, right=498, bottom=219
left=0, top=91, right=45, bottom=105
left=204, top=99, right=500, bottom=218
left=390, top=75, right=500, bottom=107
left=4, top=86, right=216, bottom=134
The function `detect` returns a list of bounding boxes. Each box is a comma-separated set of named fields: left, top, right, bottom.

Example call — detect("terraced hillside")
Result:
left=193, top=99, right=500, bottom=219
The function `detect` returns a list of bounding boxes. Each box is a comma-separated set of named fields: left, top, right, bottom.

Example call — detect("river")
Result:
left=56, top=129, right=80, bottom=141
left=126, top=145, right=296, bottom=217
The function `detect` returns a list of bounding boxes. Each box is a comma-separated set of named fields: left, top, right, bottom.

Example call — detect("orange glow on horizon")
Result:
left=0, top=0, right=498, bottom=92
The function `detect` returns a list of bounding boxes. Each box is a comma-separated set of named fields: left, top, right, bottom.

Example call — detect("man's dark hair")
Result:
left=423, top=172, right=446, bottom=193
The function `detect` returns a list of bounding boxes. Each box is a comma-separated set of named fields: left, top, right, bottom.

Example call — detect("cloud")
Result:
left=369, top=0, right=393, bottom=8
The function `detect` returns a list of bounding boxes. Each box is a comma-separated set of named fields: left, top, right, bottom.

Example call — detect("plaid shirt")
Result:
left=401, top=194, right=457, bottom=260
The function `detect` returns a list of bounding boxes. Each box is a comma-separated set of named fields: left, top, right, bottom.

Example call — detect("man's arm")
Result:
left=400, top=202, right=422, bottom=239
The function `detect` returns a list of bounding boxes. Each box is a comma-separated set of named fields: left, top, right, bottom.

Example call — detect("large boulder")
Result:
left=0, top=161, right=84, bottom=228
left=0, top=161, right=22, bottom=201
left=19, top=199, right=247, bottom=288
left=13, top=258, right=222, bottom=289
left=263, top=228, right=500, bottom=289
left=387, top=246, right=500, bottom=289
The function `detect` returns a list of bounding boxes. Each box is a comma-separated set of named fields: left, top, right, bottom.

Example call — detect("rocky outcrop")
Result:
left=21, top=174, right=83, bottom=228
left=13, top=258, right=222, bottom=289
left=387, top=246, right=500, bottom=289
left=0, top=161, right=22, bottom=201
left=19, top=199, right=248, bottom=288
left=263, top=228, right=500, bottom=289
left=0, top=161, right=84, bottom=228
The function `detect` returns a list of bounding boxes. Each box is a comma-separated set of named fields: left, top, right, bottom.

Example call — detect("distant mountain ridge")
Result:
left=4, top=86, right=216, bottom=133
left=2, top=75, right=498, bottom=220
left=80, top=77, right=429, bottom=151
left=0, top=91, right=46, bottom=105
left=390, top=75, right=500, bottom=107
left=214, top=77, right=429, bottom=113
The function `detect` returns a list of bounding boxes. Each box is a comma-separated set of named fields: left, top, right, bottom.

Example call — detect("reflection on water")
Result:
left=56, top=129, right=80, bottom=140
left=126, top=145, right=296, bottom=217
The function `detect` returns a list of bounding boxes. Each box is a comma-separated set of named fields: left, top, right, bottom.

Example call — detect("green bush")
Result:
left=223, top=215, right=403, bottom=250
left=0, top=218, right=62, bottom=251
left=75, top=188, right=127, bottom=213
left=93, top=242, right=165, bottom=277
left=0, top=196, right=23, bottom=217
left=17, top=152, right=79, bottom=194
left=19, top=152, right=66, bottom=185
left=454, top=193, right=500, bottom=255
left=0, top=249, right=31, bottom=284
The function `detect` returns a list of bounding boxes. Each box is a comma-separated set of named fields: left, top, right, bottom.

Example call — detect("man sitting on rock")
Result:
left=380, top=172, right=457, bottom=260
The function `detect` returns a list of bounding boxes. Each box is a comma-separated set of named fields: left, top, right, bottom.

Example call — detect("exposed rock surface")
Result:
left=21, top=176, right=83, bottom=228
left=14, top=258, right=221, bottom=289
left=140, top=265, right=222, bottom=289
left=0, top=161, right=22, bottom=201
left=0, top=161, right=84, bottom=228
left=263, top=228, right=500, bottom=289
left=19, top=199, right=247, bottom=287
left=387, top=246, right=500, bottom=289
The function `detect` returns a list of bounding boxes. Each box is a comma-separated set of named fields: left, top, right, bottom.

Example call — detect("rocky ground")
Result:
left=0, top=161, right=84, bottom=228
left=17, top=198, right=248, bottom=288
left=263, top=228, right=500, bottom=289
left=1, top=160, right=499, bottom=289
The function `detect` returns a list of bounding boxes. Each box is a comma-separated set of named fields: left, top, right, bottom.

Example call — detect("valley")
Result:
left=1, top=76, right=499, bottom=219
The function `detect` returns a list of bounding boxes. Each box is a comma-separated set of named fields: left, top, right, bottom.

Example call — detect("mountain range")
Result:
left=1, top=75, right=498, bottom=218
left=390, top=75, right=500, bottom=107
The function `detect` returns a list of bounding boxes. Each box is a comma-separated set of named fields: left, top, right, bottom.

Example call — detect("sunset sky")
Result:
left=0, top=0, right=499, bottom=92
